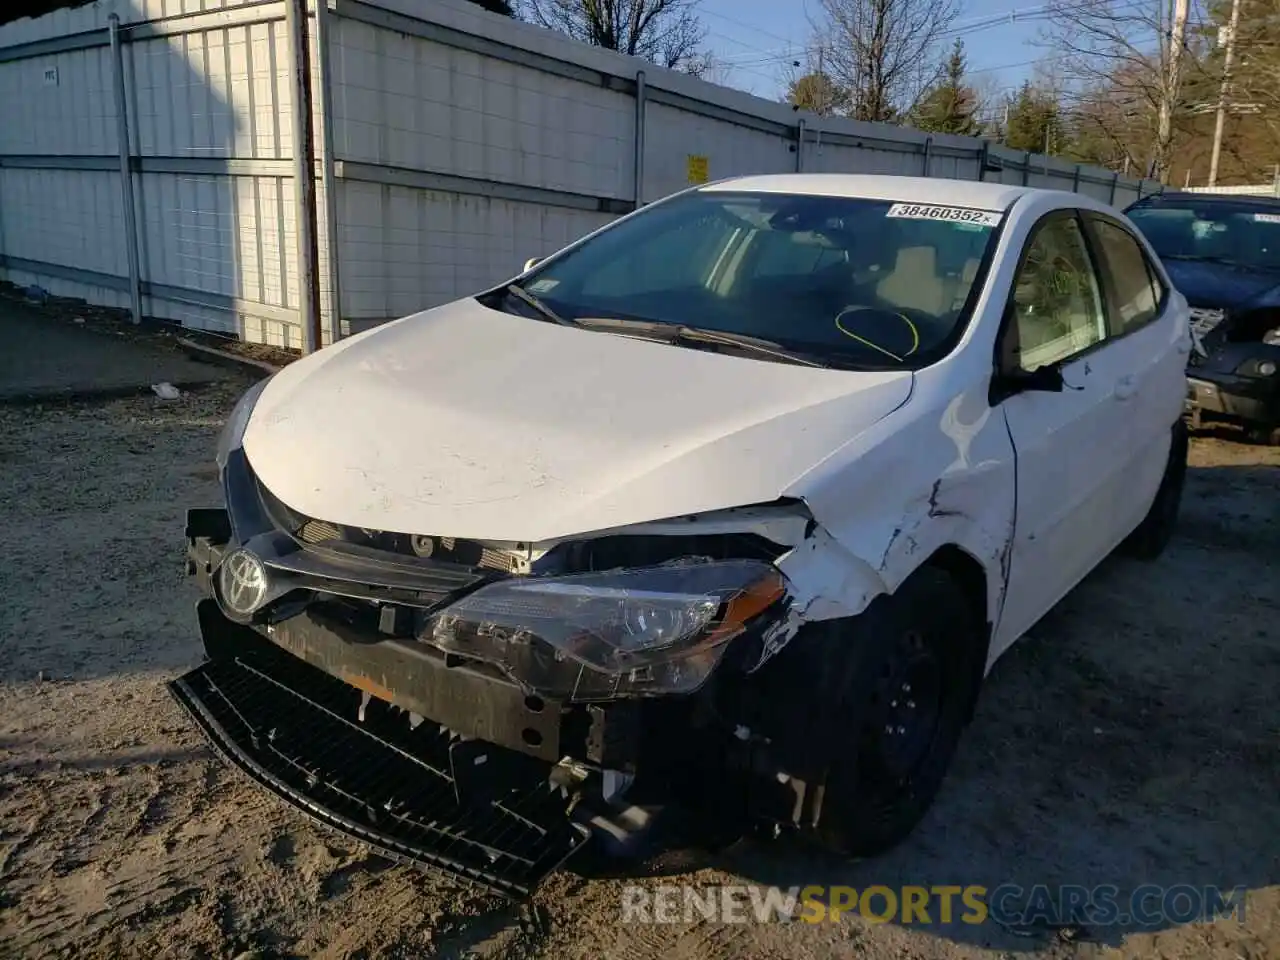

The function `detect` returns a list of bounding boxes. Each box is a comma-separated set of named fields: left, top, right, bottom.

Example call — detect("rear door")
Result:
left=1082, top=212, right=1190, bottom=533
left=994, top=210, right=1167, bottom=647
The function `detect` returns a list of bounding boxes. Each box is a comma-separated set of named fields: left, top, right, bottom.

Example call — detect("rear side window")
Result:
left=1090, top=218, right=1165, bottom=336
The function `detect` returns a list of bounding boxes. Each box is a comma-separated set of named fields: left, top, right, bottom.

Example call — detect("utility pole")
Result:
left=817, top=46, right=827, bottom=117
left=1208, top=0, right=1243, bottom=187
left=1157, top=0, right=1191, bottom=182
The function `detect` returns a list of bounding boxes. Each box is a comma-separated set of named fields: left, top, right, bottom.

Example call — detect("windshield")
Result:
left=1127, top=200, right=1280, bottom=272
left=504, top=190, right=1001, bottom=369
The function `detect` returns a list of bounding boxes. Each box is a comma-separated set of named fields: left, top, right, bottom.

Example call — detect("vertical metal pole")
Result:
left=922, top=136, right=933, bottom=177
left=285, top=0, right=323, bottom=354
left=1022, top=151, right=1031, bottom=185
left=314, top=0, right=342, bottom=343
left=1072, top=164, right=1081, bottom=194
left=108, top=15, right=143, bottom=325
left=977, top=141, right=988, bottom=182
left=796, top=118, right=806, bottom=172
left=633, top=70, right=646, bottom=208
left=1273, top=162, right=1279, bottom=197
left=1109, top=171, right=1118, bottom=205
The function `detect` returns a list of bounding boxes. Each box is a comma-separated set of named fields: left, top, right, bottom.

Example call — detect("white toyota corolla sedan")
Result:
left=172, top=175, right=1192, bottom=896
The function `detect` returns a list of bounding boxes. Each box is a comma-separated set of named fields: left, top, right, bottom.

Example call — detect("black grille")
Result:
left=167, top=645, right=589, bottom=898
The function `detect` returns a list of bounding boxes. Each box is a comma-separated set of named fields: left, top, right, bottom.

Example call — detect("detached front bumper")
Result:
left=172, top=600, right=591, bottom=897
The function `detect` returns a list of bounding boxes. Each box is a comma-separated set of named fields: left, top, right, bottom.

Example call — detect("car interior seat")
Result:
left=876, top=246, right=948, bottom=315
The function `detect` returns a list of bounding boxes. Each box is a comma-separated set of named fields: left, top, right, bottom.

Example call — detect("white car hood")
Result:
left=242, top=299, right=913, bottom=543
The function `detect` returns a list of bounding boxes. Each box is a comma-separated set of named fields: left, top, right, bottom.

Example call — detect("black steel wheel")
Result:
left=810, top=569, right=984, bottom=858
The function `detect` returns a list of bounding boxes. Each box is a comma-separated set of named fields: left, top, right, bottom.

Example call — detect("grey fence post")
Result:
left=977, top=141, right=988, bottom=182
left=1109, top=171, right=1118, bottom=205
left=1022, top=151, right=1032, bottom=186
left=633, top=70, right=646, bottom=207
left=796, top=118, right=806, bottom=172
left=285, top=0, right=323, bottom=354
left=315, top=0, right=343, bottom=343
left=108, top=15, right=143, bottom=325
left=922, top=136, right=933, bottom=177
left=1072, top=164, right=1081, bottom=193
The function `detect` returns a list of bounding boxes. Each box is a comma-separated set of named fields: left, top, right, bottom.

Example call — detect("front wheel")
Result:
left=808, top=570, right=985, bottom=858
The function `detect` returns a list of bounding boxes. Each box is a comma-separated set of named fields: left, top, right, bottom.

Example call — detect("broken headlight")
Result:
left=424, top=559, right=786, bottom=698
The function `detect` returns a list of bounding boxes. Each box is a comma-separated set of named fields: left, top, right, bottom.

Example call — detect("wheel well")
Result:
left=921, top=545, right=992, bottom=698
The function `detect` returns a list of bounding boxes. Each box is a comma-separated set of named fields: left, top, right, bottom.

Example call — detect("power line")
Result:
left=700, top=7, right=803, bottom=48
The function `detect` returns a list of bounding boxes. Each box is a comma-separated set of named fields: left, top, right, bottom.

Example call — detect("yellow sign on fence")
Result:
left=686, top=154, right=709, bottom=184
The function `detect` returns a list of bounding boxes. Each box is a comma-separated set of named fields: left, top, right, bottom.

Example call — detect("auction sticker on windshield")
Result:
left=1254, top=213, right=1280, bottom=224
left=887, top=204, right=1001, bottom=227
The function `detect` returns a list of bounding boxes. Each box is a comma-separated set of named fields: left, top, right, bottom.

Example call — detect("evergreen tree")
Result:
left=1004, top=81, right=1062, bottom=154
left=909, top=40, right=981, bottom=136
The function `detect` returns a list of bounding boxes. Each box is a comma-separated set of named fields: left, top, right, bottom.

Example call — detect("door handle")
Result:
left=1114, top=375, right=1137, bottom=401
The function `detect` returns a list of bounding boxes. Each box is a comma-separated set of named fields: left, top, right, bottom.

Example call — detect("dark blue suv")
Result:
left=1126, top=191, right=1280, bottom=444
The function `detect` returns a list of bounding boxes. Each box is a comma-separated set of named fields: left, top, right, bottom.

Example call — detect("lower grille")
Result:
left=168, top=643, right=589, bottom=898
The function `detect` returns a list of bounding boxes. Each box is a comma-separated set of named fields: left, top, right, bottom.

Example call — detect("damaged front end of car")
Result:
left=169, top=383, right=828, bottom=898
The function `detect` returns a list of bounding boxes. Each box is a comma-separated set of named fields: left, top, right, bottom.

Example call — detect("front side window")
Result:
left=509, top=191, right=1001, bottom=369
left=1007, top=215, right=1107, bottom=372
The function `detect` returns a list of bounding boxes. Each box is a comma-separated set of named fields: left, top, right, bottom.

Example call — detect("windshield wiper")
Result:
left=671, top=326, right=830, bottom=368
left=501, top=284, right=576, bottom=326
left=574, top=316, right=830, bottom=367
left=1161, top=254, right=1245, bottom=267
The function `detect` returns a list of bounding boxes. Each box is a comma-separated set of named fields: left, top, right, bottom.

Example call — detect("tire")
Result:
left=804, top=569, right=985, bottom=859
left=1121, top=420, right=1188, bottom=561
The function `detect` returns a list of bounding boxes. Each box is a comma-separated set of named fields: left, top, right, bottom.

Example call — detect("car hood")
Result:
left=242, top=299, right=914, bottom=543
left=1160, top=258, right=1280, bottom=311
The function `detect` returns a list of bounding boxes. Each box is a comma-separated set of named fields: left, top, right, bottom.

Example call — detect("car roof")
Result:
left=698, top=174, right=1040, bottom=212
left=1132, top=190, right=1280, bottom=209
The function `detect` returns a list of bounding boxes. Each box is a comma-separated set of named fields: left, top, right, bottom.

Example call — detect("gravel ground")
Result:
left=0, top=379, right=1277, bottom=960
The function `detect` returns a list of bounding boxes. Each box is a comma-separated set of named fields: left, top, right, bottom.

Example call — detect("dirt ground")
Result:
left=1, top=374, right=1278, bottom=960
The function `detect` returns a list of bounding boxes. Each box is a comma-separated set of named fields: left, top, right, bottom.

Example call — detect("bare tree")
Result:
left=809, top=0, right=961, bottom=122
left=519, top=0, right=708, bottom=72
left=1038, top=0, right=1209, bottom=179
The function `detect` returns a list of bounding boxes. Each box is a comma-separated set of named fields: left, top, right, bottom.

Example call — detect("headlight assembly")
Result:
left=424, top=559, right=787, bottom=699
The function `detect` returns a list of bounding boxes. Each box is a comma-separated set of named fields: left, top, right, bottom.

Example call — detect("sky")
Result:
left=697, top=0, right=1052, bottom=110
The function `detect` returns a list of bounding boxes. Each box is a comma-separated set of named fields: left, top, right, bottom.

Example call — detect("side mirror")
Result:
left=522, top=257, right=541, bottom=273
left=991, top=363, right=1065, bottom=404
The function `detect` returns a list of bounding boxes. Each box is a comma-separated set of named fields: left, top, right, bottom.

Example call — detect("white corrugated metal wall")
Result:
left=0, top=0, right=332, bottom=347
left=0, top=0, right=1163, bottom=346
